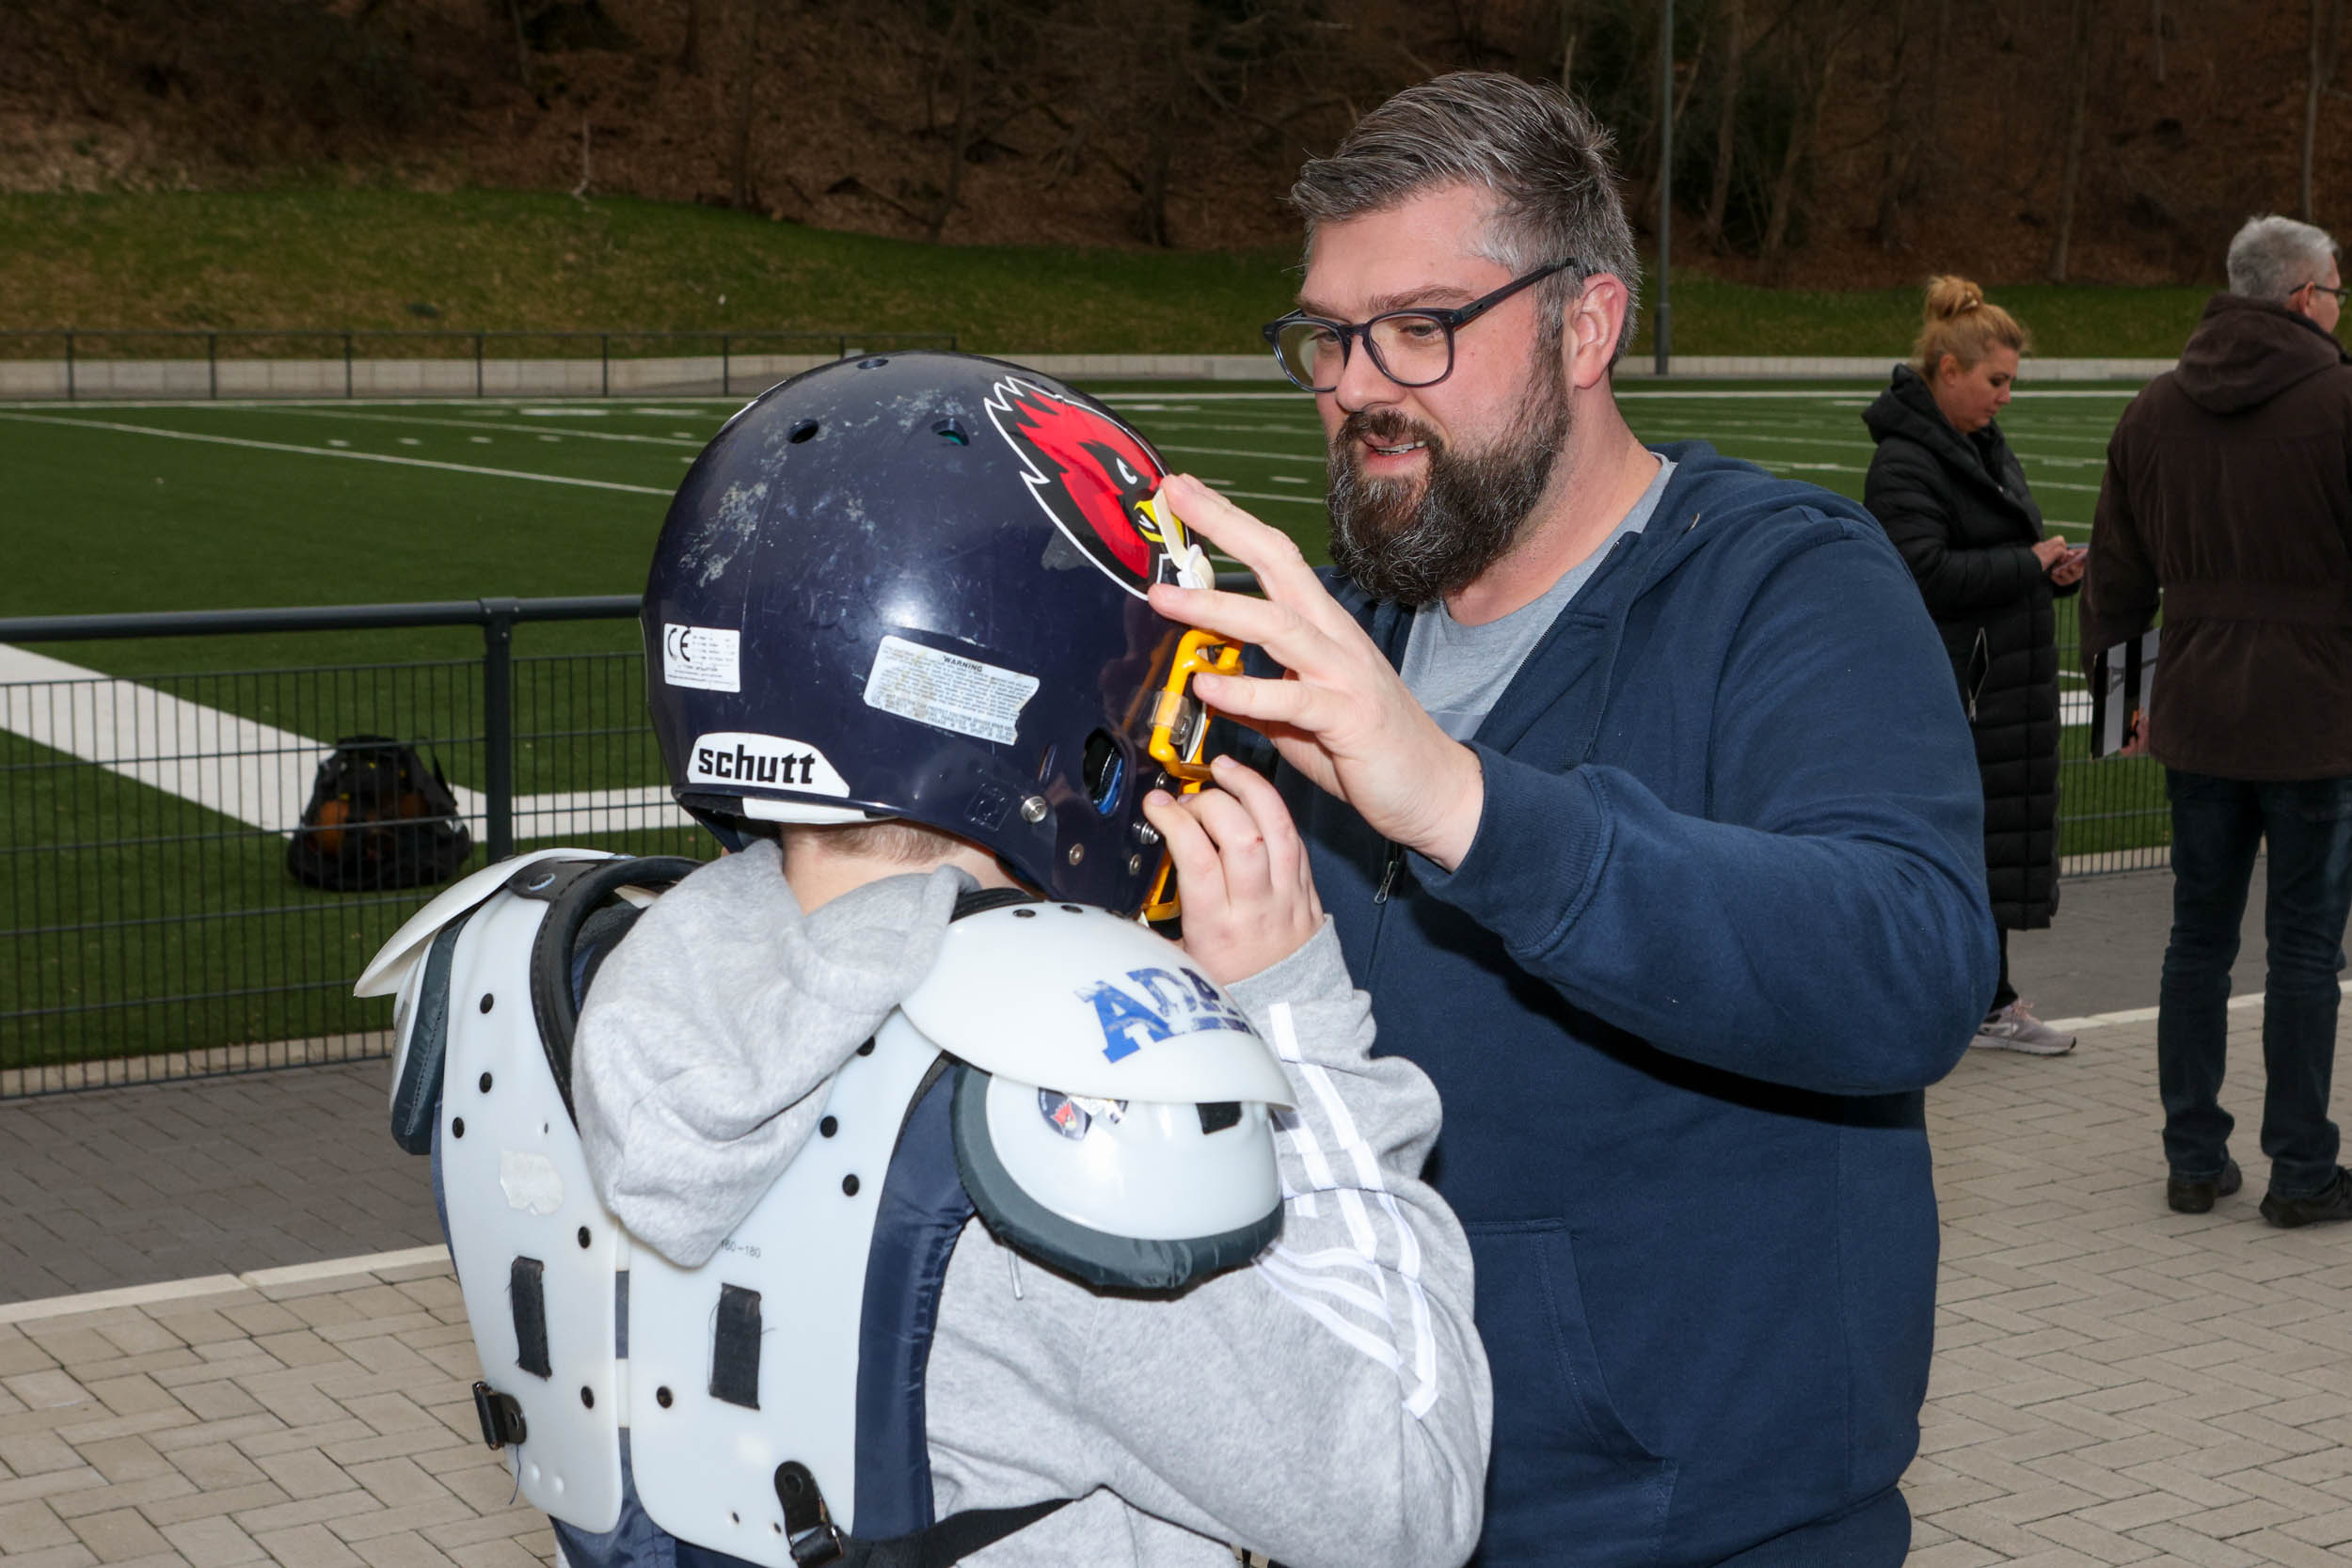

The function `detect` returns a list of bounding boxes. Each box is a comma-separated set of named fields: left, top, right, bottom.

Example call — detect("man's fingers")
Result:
left=1160, top=474, right=1318, bottom=593
left=1190, top=668, right=1330, bottom=734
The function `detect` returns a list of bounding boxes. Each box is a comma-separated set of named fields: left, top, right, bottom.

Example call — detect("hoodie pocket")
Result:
left=1464, top=1220, right=1676, bottom=1562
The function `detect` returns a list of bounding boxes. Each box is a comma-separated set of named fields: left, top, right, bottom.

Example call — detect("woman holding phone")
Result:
left=1865, top=276, right=2083, bottom=1055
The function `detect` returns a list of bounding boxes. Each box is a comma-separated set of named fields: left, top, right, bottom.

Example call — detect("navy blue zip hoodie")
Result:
left=1267, top=442, right=1997, bottom=1567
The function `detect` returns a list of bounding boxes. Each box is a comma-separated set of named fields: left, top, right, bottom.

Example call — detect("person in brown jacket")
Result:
left=2082, top=213, right=2352, bottom=1227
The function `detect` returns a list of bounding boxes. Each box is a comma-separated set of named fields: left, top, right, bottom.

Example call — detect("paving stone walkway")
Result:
left=4, top=868, right=2351, bottom=1565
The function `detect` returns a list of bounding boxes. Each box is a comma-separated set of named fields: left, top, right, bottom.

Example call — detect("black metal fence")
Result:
left=0, top=589, right=2170, bottom=1099
left=0, top=329, right=958, bottom=401
left=0, top=597, right=714, bottom=1098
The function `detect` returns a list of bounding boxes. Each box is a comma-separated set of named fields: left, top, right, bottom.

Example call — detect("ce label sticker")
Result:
left=661, top=624, right=740, bottom=692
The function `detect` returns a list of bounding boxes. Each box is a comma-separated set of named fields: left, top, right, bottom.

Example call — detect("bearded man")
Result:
left=1149, top=74, right=1997, bottom=1566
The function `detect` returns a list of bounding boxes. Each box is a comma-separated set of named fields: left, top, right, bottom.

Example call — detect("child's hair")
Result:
left=787, top=817, right=972, bottom=866
left=1911, top=276, right=2029, bottom=376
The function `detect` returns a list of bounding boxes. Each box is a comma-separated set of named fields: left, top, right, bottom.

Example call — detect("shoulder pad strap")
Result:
left=388, top=906, right=476, bottom=1155
left=526, top=856, right=703, bottom=1124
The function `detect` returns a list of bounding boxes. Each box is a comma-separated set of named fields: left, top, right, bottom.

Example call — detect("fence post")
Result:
left=476, top=333, right=485, bottom=399
left=721, top=334, right=730, bottom=397
left=601, top=334, right=610, bottom=398
left=64, top=330, right=74, bottom=402
left=482, top=600, right=517, bottom=863
left=343, top=332, right=354, bottom=399
left=208, top=333, right=218, bottom=401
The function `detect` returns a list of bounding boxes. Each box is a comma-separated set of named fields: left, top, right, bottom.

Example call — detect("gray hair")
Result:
left=2226, top=214, right=2341, bottom=301
left=1289, top=72, right=1643, bottom=368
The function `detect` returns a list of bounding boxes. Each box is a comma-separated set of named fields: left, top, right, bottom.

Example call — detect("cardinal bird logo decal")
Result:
left=984, top=377, right=1192, bottom=598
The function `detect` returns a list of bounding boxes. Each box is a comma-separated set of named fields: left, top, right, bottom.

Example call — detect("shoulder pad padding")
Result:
left=898, top=905, right=1294, bottom=1107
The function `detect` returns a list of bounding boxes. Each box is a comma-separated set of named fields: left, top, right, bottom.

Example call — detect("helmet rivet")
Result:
left=1133, top=822, right=1161, bottom=847
left=1066, top=844, right=1086, bottom=865
left=1021, top=795, right=1050, bottom=824
left=1127, top=853, right=1144, bottom=875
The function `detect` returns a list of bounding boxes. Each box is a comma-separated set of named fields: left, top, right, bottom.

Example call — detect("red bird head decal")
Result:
left=985, top=376, right=1192, bottom=597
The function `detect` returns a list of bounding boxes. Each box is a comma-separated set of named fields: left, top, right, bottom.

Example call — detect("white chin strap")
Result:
left=1173, top=541, right=1216, bottom=591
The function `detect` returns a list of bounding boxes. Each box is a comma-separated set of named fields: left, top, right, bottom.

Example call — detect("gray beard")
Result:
left=1325, top=372, right=1573, bottom=609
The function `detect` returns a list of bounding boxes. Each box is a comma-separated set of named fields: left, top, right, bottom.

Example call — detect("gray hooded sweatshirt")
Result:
left=573, top=842, right=1489, bottom=1568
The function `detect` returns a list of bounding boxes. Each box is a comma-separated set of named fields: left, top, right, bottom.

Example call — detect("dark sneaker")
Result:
left=2260, top=1167, right=2352, bottom=1228
left=1974, top=1001, right=2077, bottom=1055
left=2166, top=1158, right=2242, bottom=1214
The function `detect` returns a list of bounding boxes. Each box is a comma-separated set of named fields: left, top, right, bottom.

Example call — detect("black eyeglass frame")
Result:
left=2303, top=280, right=2349, bottom=301
left=1260, top=258, right=1582, bottom=393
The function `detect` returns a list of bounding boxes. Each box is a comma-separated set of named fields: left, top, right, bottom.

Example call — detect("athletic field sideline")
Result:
left=0, top=377, right=2135, bottom=661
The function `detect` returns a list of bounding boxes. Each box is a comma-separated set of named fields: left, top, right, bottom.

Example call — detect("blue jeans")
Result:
left=2159, top=769, right=2352, bottom=1197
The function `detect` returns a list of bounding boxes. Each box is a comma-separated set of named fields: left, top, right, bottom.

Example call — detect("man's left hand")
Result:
left=1145, top=474, right=1485, bottom=872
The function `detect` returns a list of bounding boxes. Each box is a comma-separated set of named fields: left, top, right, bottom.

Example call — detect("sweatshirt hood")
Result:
left=2174, top=293, right=2351, bottom=414
left=571, top=840, right=973, bottom=1266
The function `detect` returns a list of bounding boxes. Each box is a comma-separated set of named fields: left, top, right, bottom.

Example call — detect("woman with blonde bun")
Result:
left=1864, top=277, right=2082, bottom=1055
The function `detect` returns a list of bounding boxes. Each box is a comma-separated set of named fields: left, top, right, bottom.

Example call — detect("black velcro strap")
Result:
left=710, top=1284, right=762, bottom=1408
left=949, top=886, right=1040, bottom=922
left=509, top=1258, right=551, bottom=1378
left=840, top=1499, right=1073, bottom=1568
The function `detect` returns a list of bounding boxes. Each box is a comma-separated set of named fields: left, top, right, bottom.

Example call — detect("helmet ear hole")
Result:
left=788, top=420, right=820, bottom=444
left=1082, top=730, right=1125, bottom=816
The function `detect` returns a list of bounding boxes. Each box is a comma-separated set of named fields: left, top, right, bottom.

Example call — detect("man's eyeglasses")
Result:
left=1261, top=259, right=1581, bottom=393
left=2305, top=280, right=2349, bottom=300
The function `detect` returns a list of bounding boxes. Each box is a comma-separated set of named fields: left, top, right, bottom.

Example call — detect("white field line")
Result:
left=0, top=644, right=693, bottom=840
left=0, top=412, right=673, bottom=497
left=1156, top=442, right=1327, bottom=466
left=269, top=406, right=707, bottom=447
left=2041, top=979, right=2352, bottom=1037
left=0, top=1244, right=453, bottom=1326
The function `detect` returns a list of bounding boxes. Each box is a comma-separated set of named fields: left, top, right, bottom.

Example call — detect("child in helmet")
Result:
left=401, top=354, right=1488, bottom=1568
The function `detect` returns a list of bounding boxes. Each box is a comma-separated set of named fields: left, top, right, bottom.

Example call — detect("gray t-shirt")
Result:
left=1401, top=456, right=1675, bottom=740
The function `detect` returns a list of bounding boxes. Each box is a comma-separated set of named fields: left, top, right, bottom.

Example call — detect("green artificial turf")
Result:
left=0, top=380, right=2169, bottom=1071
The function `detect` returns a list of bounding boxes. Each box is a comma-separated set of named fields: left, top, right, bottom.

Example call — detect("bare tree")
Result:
left=679, top=0, right=703, bottom=74
left=2303, top=0, right=2342, bottom=222
left=728, top=0, right=765, bottom=210
left=1702, top=0, right=1745, bottom=245
left=2045, top=0, right=2095, bottom=281
left=1760, top=0, right=1863, bottom=258
left=2151, top=0, right=2164, bottom=84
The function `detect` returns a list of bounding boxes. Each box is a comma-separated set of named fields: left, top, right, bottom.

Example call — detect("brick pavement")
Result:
left=0, top=1067, right=440, bottom=1307
left=0, top=1004, right=2347, bottom=1563
left=6, top=864, right=2352, bottom=1563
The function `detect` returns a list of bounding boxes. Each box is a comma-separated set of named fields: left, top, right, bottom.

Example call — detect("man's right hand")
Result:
left=2032, top=534, right=2073, bottom=573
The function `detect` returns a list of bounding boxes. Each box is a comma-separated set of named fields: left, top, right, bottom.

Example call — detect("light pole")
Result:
left=1655, top=0, right=1675, bottom=376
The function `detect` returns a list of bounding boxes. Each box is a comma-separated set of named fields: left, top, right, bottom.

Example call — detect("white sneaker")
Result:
left=1975, top=1001, right=2076, bottom=1055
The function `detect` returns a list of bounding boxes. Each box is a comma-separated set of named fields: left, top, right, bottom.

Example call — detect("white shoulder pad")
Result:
left=355, top=848, right=621, bottom=998
left=899, top=903, right=1295, bottom=1108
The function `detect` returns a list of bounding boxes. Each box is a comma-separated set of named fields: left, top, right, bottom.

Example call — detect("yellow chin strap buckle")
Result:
left=1140, top=627, right=1242, bottom=923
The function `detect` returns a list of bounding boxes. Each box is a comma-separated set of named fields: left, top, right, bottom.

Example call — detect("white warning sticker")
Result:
left=661, top=624, right=740, bottom=692
left=864, top=635, right=1040, bottom=745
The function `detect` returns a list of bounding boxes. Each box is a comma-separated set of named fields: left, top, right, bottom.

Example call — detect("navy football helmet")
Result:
left=642, top=352, right=1221, bottom=913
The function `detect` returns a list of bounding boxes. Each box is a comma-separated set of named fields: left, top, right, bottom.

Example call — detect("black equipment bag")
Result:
left=288, top=736, right=472, bottom=892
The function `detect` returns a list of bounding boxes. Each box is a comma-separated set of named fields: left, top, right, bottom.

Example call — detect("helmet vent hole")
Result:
left=932, top=418, right=969, bottom=446
left=788, top=420, right=820, bottom=444
left=858, top=356, right=889, bottom=369
left=1082, top=730, right=1125, bottom=816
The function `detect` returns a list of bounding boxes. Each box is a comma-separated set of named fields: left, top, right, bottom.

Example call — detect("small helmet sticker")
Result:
left=984, top=375, right=1191, bottom=598
left=685, top=732, right=851, bottom=796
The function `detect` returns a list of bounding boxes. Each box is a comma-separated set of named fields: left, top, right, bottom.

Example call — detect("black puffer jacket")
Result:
left=1863, top=365, right=2074, bottom=928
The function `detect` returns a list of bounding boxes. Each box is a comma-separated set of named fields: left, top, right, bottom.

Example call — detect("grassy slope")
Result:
left=0, top=190, right=2215, bottom=358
